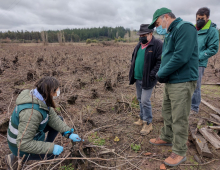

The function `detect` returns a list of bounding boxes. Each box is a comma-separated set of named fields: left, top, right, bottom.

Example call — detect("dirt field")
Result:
left=0, top=42, right=220, bottom=170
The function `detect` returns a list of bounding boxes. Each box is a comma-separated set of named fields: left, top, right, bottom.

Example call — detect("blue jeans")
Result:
left=191, top=67, right=205, bottom=112
left=136, top=80, right=154, bottom=124
left=23, top=116, right=63, bottom=161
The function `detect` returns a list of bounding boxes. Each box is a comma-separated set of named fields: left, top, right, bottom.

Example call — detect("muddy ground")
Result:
left=0, top=42, right=220, bottom=170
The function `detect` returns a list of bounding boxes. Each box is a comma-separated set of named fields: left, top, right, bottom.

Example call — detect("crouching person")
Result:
left=129, top=24, right=162, bottom=135
left=5, top=76, right=82, bottom=169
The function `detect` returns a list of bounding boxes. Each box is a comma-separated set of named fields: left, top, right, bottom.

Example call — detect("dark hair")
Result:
left=35, top=76, right=59, bottom=108
left=160, top=12, right=176, bottom=19
left=196, top=7, right=210, bottom=17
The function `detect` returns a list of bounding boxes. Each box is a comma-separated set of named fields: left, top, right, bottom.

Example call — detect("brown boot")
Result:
left=134, top=118, right=143, bottom=126
left=149, top=137, right=172, bottom=146
left=164, top=152, right=186, bottom=166
left=140, top=122, right=153, bottom=135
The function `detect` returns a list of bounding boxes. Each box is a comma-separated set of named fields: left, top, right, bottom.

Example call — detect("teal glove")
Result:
left=63, top=128, right=74, bottom=137
left=53, top=145, right=63, bottom=155
left=69, top=134, right=82, bottom=142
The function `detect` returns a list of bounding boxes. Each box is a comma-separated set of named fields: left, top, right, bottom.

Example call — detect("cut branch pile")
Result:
left=189, top=99, right=220, bottom=160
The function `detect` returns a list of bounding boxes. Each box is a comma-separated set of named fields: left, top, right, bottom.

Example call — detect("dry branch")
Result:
left=189, top=126, right=213, bottom=158
left=195, top=118, right=203, bottom=134
left=201, top=99, right=220, bottom=115
left=210, top=114, right=220, bottom=122
left=202, top=117, right=220, bottom=126
left=199, top=127, right=220, bottom=149
left=208, top=126, right=220, bottom=130
left=24, top=156, right=130, bottom=170
left=59, top=104, right=77, bottom=131
left=7, top=94, right=13, bottom=117
left=202, top=83, right=220, bottom=85
left=50, top=152, right=71, bottom=170
left=83, top=124, right=115, bottom=138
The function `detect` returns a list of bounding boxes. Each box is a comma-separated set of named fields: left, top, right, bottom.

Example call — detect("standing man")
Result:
left=191, top=7, right=219, bottom=114
left=148, top=8, right=198, bottom=166
left=129, top=24, right=162, bottom=135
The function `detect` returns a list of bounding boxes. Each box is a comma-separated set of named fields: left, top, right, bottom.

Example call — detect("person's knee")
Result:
left=141, top=98, right=151, bottom=107
left=58, top=116, right=63, bottom=121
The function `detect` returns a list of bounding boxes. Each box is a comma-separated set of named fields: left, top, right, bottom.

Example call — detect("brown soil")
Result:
left=0, top=43, right=220, bottom=170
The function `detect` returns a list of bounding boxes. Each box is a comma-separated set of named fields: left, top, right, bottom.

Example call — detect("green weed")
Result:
left=95, top=77, right=103, bottom=82
left=207, top=122, right=214, bottom=126
left=131, top=96, right=139, bottom=109
left=56, top=107, right=61, bottom=112
left=60, top=163, right=74, bottom=170
left=197, top=125, right=202, bottom=129
left=189, top=156, right=198, bottom=165
left=131, top=144, right=141, bottom=152
left=131, top=103, right=139, bottom=109
left=201, top=85, right=220, bottom=98
left=88, top=132, right=106, bottom=146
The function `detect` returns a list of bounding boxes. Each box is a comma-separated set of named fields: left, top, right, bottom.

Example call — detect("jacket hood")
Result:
left=16, top=89, right=49, bottom=111
left=211, top=22, right=217, bottom=28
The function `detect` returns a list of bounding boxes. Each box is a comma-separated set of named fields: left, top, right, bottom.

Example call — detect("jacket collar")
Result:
left=197, top=20, right=212, bottom=34
left=148, top=36, right=156, bottom=46
left=201, top=19, right=211, bottom=30
left=30, top=90, right=49, bottom=111
left=168, top=17, right=182, bottom=32
left=136, top=36, right=156, bottom=50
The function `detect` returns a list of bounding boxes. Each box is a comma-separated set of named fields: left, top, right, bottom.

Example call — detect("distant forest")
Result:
left=0, top=26, right=132, bottom=43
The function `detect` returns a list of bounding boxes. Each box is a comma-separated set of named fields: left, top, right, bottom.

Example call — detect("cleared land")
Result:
left=0, top=42, right=220, bottom=170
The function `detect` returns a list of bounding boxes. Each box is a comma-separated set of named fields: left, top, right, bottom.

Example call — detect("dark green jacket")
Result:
left=197, top=20, right=219, bottom=67
left=158, top=18, right=199, bottom=83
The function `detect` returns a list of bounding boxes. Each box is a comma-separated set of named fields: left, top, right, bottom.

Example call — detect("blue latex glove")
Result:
left=69, top=134, right=82, bottom=142
left=53, top=145, right=63, bottom=155
left=63, top=128, right=74, bottom=136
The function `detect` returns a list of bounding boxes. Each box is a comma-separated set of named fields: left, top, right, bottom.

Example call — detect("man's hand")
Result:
left=156, top=73, right=169, bottom=83
left=150, top=75, right=156, bottom=81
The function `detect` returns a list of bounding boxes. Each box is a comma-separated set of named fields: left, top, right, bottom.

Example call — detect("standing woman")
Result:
left=5, top=77, right=81, bottom=169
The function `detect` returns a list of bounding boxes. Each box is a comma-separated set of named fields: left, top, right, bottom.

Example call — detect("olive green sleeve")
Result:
left=16, top=109, right=54, bottom=155
left=48, top=108, right=71, bottom=137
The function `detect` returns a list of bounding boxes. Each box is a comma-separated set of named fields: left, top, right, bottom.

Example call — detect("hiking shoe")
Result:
left=164, top=152, right=186, bottom=166
left=190, top=110, right=198, bottom=115
left=140, top=123, right=153, bottom=135
left=133, top=118, right=143, bottom=126
left=5, top=154, right=18, bottom=170
left=149, top=137, right=172, bottom=146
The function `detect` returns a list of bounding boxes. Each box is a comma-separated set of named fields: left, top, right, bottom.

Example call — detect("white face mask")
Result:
left=53, top=88, right=60, bottom=99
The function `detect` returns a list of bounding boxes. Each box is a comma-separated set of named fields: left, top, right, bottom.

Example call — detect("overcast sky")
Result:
left=0, top=0, right=220, bottom=32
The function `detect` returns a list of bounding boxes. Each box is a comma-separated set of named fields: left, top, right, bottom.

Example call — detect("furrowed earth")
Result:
left=0, top=42, right=220, bottom=170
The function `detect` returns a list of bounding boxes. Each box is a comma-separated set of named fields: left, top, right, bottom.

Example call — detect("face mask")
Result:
left=53, top=88, right=60, bottom=99
left=139, top=36, right=148, bottom=44
left=156, top=18, right=168, bottom=35
left=156, top=25, right=167, bottom=35
left=196, top=19, right=206, bottom=29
